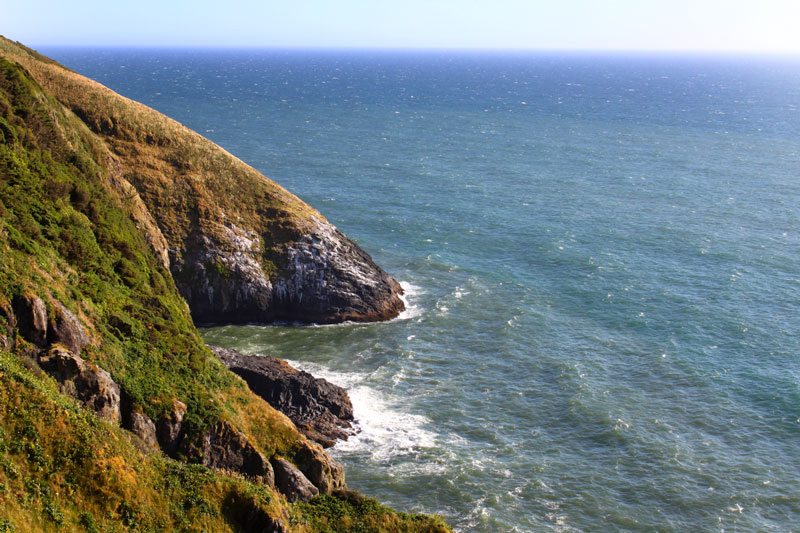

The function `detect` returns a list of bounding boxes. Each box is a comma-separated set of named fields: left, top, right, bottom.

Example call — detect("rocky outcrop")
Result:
left=48, top=301, right=90, bottom=356
left=175, top=217, right=405, bottom=325
left=10, top=295, right=90, bottom=355
left=6, top=295, right=118, bottom=423
left=229, top=504, right=288, bottom=533
left=209, top=345, right=354, bottom=448
left=294, top=440, right=346, bottom=495
left=126, top=411, right=158, bottom=450
left=271, top=219, right=405, bottom=324
left=12, top=293, right=48, bottom=347
left=38, top=346, right=121, bottom=423
left=156, top=399, right=186, bottom=453
left=201, top=421, right=274, bottom=484
left=270, top=458, right=318, bottom=503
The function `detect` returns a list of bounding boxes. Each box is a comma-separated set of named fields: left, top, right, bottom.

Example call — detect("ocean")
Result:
left=42, top=48, right=800, bottom=532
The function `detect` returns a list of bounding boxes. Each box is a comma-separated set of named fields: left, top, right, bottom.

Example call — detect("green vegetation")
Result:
left=0, top=55, right=230, bottom=435
left=294, top=493, right=451, bottom=533
left=0, top=349, right=283, bottom=532
left=0, top=38, right=450, bottom=531
left=0, top=35, right=320, bottom=282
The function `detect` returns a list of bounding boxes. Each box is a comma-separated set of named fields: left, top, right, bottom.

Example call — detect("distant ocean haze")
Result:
left=44, top=48, right=800, bottom=532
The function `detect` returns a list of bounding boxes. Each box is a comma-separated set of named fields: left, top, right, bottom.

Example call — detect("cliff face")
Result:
left=0, top=38, right=447, bottom=532
left=177, top=217, right=404, bottom=325
left=0, top=38, right=404, bottom=325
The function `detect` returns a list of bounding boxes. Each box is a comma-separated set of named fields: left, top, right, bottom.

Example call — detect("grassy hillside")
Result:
left=0, top=39, right=448, bottom=532
left=0, top=36, right=406, bottom=326
left=0, top=36, right=318, bottom=283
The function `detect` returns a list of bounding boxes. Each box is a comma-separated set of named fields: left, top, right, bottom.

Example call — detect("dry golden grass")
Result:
left=0, top=35, right=323, bottom=266
left=214, top=379, right=302, bottom=459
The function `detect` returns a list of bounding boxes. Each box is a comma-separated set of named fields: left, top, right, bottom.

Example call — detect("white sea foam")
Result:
left=284, top=357, right=437, bottom=463
left=334, top=384, right=437, bottom=462
left=396, top=281, right=424, bottom=320
left=282, top=359, right=367, bottom=389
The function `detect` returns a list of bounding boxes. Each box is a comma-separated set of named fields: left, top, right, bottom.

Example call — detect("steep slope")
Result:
left=0, top=39, right=447, bottom=532
left=0, top=37, right=404, bottom=325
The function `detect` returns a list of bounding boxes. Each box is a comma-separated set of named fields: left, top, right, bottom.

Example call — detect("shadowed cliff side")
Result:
left=0, top=37, right=404, bottom=325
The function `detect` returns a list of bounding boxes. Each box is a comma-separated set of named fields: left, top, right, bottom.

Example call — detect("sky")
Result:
left=5, top=0, right=800, bottom=53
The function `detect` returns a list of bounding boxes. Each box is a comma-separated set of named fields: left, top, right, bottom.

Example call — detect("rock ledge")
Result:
left=210, top=345, right=354, bottom=447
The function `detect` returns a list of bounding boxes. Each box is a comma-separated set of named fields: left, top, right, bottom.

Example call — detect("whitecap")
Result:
left=285, top=356, right=438, bottom=463
left=396, top=281, right=424, bottom=320
left=333, top=384, right=436, bottom=462
left=281, top=359, right=367, bottom=389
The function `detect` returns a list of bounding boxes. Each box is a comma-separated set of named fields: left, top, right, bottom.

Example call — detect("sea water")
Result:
left=43, top=48, right=800, bottom=532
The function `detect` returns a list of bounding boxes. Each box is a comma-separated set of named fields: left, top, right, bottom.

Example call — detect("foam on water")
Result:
left=333, top=385, right=437, bottom=462
left=396, top=280, right=424, bottom=320
left=284, top=357, right=437, bottom=462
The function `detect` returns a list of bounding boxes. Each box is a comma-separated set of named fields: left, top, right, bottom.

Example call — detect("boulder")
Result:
left=47, top=301, right=90, bottom=355
left=270, top=458, right=318, bottom=503
left=293, top=440, right=346, bottom=495
left=156, top=399, right=186, bottom=453
left=201, top=421, right=273, bottom=484
left=127, top=411, right=158, bottom=450
left=209, top=345, right=354, bottom=447
left=12, top=293, right=48, bottom=347
left=38, top=346, right=121, bottom=423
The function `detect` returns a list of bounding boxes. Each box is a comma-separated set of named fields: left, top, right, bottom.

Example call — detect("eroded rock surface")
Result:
left=210, top=345, right=354, bottom=447
left=126, top=411, right=158, bottom=450
left=12, top=293, right=48, bottom=347
left=175, top=218, right=404, bottom=325
left=271, top=219, right=405, bottom=324
left=157, top=399, right=187, bottom=453
left=202, top=421, right=274, bottom=484
left=271, top=458, right=318, bottom=503
left=230, top=504, right=288, bottom=533
left=293, top=439, right=346, bottom=495
left=38, top=346, right=121, bottom=423
left=48, top=301, right=90, bottom=355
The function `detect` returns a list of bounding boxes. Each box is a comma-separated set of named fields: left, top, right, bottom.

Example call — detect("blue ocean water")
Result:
left=43, top=48, right=800, bottom=532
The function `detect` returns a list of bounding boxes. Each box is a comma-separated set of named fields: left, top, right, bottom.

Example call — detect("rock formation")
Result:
left=271, top=458, right=319, bottom=502
left=12, top=293, right=48, bottom=347
left=210, top=345, right=354, bottom=447
left=157, top=399, right=187, bottom=453
left=293, top=439, right=347, bottom=495
left=48, top=301, right=90, bottom=355
left=38, top=346, right=121, bottom=424
left=201, top=421, right=274, bottom=484
left=126, top=411, right=159, bottom=450
left=177, top=218, right=405, bottom=325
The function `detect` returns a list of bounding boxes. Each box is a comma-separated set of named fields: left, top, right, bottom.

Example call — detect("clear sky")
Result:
left=5, top=0, right=800, bottom=53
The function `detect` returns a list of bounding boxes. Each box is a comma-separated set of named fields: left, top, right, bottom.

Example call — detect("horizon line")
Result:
left=29, top=43, right=800, bottom=58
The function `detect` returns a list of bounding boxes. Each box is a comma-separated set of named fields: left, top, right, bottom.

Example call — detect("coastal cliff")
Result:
left=0, top=38, right=404, bottom=326
left=0, top=37, right=446, bottom=532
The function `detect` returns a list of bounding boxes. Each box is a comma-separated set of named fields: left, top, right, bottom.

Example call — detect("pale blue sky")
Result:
left=5, top=0, right=800, bottom=52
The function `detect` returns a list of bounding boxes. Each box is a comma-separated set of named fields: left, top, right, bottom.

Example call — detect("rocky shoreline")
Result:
left=209, top=345, right=356, bottom=448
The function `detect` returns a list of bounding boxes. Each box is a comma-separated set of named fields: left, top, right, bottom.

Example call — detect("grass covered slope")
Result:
left=0, top=350, right=286, bottom=532
left=0, top=37, right=405, bottom=326
left=0, top=42, right=448, bottom=532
